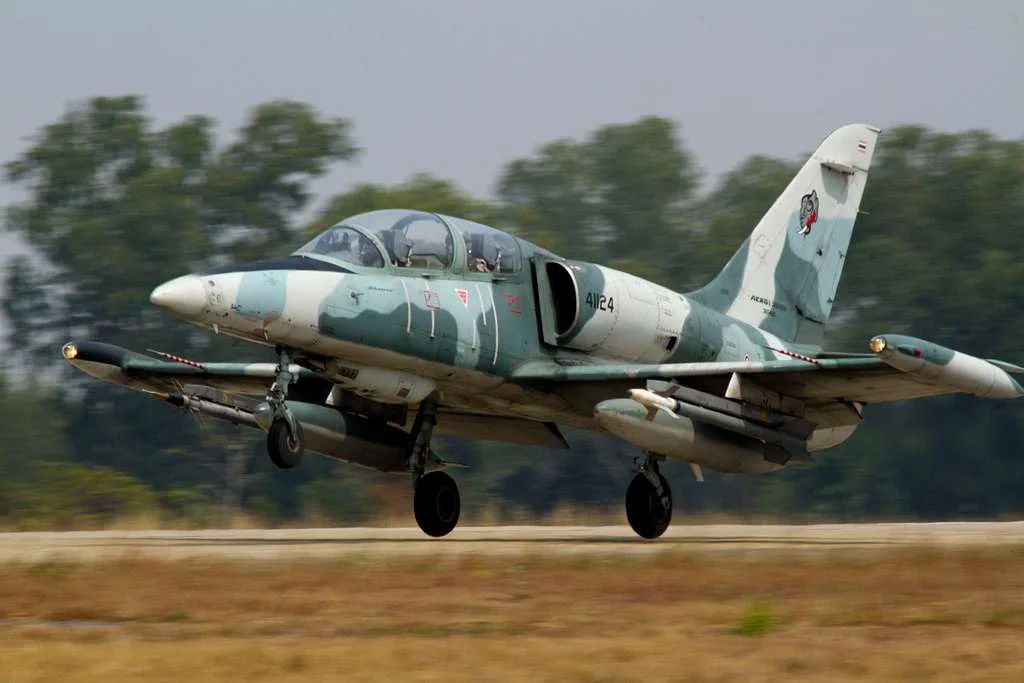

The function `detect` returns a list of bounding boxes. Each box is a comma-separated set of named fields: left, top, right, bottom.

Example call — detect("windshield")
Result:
left=294, top=225, right=386, bottom=268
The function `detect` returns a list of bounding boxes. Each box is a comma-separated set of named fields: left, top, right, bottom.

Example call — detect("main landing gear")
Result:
left=626, top=453, right=673, bottom=539
left=407, top=397, right=461, bottom=537
left=266, top=348, right=305, bottom=470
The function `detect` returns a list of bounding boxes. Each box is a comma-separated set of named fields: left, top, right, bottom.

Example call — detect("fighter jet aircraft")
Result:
left=62, top=123, right=1024, bottom=538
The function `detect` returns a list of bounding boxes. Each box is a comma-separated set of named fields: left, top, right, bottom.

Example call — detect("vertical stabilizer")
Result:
left=690, top=123, right=880, bottom=347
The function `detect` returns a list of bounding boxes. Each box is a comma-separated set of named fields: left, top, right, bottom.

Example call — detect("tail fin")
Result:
left=690, top=123, right=880, bottom=347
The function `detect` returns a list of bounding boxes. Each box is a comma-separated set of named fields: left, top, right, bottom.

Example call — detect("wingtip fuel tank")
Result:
left=869, top=334, right=1024, bottom=399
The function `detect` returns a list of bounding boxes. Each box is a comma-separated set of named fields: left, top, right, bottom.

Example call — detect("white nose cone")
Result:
left=150, top=275, right=206, bottom=318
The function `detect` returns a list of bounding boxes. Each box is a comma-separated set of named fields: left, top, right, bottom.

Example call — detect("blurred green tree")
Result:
left=2, top=96, right=359, bottom=519
left=497, top=117, right=699, bottom=281
left=309, top=172, right=499, bottom=236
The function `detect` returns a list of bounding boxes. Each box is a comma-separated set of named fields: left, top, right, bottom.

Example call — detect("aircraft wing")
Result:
left=510, top=356, right=947, bottom=404
left=62, top=340, right=327, bottom=397
left=511, top=335, right=1024, bottom=405
left=62, top=341, right=571, bottom=449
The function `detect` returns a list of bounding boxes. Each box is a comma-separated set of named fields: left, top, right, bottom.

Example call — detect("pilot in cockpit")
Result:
left=317, top=228, right=346, bottom=254
left=358, top=235, right=384, bottom=268
left=461, top=229, right=491, bottom=273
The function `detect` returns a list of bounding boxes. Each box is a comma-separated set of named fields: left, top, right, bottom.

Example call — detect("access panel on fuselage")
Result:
left=416, top=276, right=535, bottom=375
left=412, top=277, right=495, bottom=371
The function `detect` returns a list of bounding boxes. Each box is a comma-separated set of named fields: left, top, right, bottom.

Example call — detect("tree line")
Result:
left=2, top=95, right=1023, bottom=528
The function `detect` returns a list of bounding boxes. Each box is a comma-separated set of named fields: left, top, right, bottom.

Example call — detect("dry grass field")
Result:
left=1, top=546, right=1023, bottom=682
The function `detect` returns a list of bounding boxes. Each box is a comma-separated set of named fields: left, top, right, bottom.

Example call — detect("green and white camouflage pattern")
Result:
left=691, top=123, right=878, bottom=348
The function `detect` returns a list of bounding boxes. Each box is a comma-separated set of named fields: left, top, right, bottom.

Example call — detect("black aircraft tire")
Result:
left=414, top=471, right=461, bottom=538
left=625, top=472, right=672, bottom=539
left=267, top=419, right=304, bottom=470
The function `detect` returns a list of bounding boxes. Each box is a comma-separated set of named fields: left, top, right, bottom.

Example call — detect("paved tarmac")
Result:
left=1, top=522, right=1023, bottom=562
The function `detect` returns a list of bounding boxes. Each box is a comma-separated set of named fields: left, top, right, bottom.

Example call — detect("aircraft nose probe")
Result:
left=149, top=275, right=206, bottom=319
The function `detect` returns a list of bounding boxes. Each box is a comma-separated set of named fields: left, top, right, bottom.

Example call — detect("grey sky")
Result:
left=3, top=1, right=1022, bottom=200
left=1, top=0, right=1022, bottom=321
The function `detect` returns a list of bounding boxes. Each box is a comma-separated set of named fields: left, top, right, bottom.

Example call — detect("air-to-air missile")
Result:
left=869, top=334, right=1024, bottom=399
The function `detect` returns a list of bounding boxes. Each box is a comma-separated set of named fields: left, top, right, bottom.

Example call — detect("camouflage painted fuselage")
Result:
left=159, top=124, right=888, bottom=463
left=190, top=238, right=831, bottom=439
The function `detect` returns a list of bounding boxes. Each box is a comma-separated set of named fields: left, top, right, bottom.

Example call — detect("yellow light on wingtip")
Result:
left=869, top=336, right=887, bottom=354
left=62, top=343, right=78, bottom=360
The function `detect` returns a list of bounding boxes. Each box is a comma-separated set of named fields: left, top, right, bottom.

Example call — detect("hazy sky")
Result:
left=0, top=0, right=1022, bottom=333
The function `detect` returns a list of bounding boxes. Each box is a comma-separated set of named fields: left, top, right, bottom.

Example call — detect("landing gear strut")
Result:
left=407, top=397, right=460, bottom=537
left=626, top=453, right=672, bottom=539
left=266, top=348, right=304, bottom=469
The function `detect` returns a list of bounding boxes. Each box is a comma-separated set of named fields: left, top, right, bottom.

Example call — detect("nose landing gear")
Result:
left=267, top=417, right=304, bottom=469
left=266, top=348, right=304, bottom=470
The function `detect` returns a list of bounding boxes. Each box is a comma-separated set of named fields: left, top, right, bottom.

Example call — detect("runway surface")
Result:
left=2, top=522, right=1024, bottom=562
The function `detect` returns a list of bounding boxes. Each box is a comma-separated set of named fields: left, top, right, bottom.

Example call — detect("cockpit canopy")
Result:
left=294, top=225, right=387, bottom=268
left=444, top=214, right=522, bottom=274
left=295, top=209, right=522, bottom=274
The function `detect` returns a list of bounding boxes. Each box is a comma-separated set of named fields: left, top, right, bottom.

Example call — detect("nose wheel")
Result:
left=625, top=454, right=672, bottom=539
left=267, top=418, right=304, bottom=469
left=265, top=347, right=304, bottom=469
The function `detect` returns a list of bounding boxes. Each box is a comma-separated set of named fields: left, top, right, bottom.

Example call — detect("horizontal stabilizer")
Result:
left=987, top=359, right=1024, bottom=374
